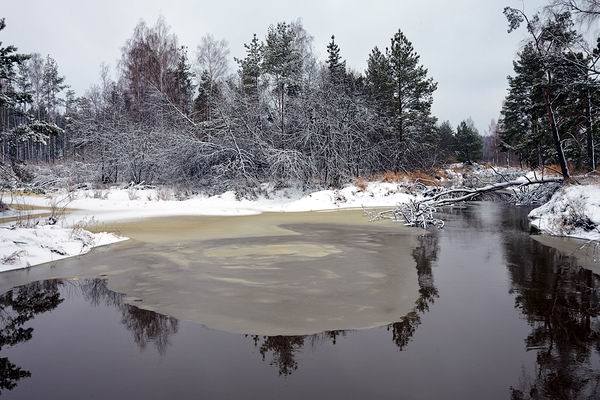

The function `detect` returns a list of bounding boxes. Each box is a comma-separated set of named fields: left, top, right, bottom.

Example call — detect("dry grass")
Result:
left=371, top=170, right=445, bottom=185
left=354, top=176, right=368, bottom=192
left=93, top=189, right=108, bottom=199
left=154, top=187, right=174, bottom=201
left=127, top=187, right=139, bottom=201
left=542, top=162, right=591, bottom=176
left=47, top=195, right=72, bottom=224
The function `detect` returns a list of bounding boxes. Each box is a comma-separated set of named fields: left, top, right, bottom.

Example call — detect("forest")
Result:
left=0, top=1, right=599, bottom=194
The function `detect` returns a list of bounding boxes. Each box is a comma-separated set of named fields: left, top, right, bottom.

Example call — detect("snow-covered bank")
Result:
left=0, top=181, right=415, bottom=272
left=0, top=164, right=561, bottom=273
left=5, top=181, right=417, bottom=223
left=0, top=225, right=127, bottom=272
left=529, top=185, right=600, bottom=241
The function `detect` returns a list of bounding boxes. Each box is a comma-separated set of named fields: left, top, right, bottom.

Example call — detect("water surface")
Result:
left=1, top=204, right=599, bottom=399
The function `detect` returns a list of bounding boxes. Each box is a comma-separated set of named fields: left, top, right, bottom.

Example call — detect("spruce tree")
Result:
left=437, top=121, right=456, bottom=161
left=194, top=70, right=221, bottom=122
left=454, top=119, right=483, bottom=163
left=326, top=35, right=346, bottom=84
left=172, top=46, right=194, bottom=114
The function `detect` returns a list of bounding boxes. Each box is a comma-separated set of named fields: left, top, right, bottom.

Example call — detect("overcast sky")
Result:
left=3, top=0, right=547, bottom=133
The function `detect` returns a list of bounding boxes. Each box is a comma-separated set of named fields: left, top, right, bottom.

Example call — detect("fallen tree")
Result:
left=368, top=176, right=564, bottom=229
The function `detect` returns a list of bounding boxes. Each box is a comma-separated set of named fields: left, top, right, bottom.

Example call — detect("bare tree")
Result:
left=196, top=35, right=230, bottom=83
left=549, top=0, right=600, bottom=23
left=194, top=35, right=230, bottom=122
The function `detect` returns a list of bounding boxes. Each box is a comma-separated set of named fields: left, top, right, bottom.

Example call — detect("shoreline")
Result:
left=2, top=178, right=599, bottom=273
left=0, top=181, right=416, bottom=272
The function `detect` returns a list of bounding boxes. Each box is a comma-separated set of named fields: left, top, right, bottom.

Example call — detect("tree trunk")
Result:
left=586, top=88, right=596, bottom=171
left=280, top=85, right=285, bottom=137
left=543, top=82, right=570, bottom=179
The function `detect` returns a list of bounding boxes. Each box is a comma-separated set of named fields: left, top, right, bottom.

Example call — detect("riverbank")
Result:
left=0, top=225, right=127, bottom=272
left=529, top=184, right=600, bottom=241
left=2, top=166, right=598, bottom=272
left=0, top=181, right=417, bottom=272
left=4, top=181, right=416, bottom=222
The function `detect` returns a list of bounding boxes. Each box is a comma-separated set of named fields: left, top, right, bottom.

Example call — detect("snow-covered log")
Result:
left=372, top=177, right=564, bottom=228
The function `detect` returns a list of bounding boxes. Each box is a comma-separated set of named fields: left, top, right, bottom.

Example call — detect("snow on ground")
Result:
left=0, top=224, right=127, bottom=272
left=529, top=185, right=600, bottom=241
left=1, top=164, right=582, bottom=273
left=4, top=181, right=417, bottom=223
left=0, top=181, right=415, bottom=272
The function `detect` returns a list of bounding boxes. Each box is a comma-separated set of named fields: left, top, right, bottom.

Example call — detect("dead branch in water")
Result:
left=368, top=177, right=564, bottom=229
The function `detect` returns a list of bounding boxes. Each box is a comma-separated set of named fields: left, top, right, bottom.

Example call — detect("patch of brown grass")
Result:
left=371, top=170, right=443, bottom=185
left=354, top=176, right=368, bottom=192
left=433, top=168, right=449, bottom=180
left=541, top=162, right=591, bottom=177
left=377, top=171, right=405, bottom=183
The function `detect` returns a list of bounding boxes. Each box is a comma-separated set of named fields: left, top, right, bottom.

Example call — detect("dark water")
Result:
left=1, top=203, right=600, bottom=399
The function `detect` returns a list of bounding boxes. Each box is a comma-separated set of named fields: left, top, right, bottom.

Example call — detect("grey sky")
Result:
left=2, top=0, right=546, bottom=133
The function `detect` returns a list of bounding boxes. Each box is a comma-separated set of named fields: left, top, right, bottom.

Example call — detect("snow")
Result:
left=0, top=181, right=415, bottom=272
left=529, top=185, right=600, bottom=241
left=3, top=165, right=585, bottom=273
left=0, top=224, right=127, bottom=272
left=5, top=181, right=417, bottom=224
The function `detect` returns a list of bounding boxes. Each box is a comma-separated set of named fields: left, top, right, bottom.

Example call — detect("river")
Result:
left=0, top=203, right=599, bottom=399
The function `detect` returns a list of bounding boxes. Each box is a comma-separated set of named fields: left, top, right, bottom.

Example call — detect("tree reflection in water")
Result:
left=388, top=233, right=439, bottom=350
left=75, top=279, right=179, bottom=355
left=0, top=278, right=179, bottom=393
left=253, top=233, right=439, bottom=374
left=0, top=234, right=440, bottom=383
left=0, top=281, right=63, bottom=394
left=504, top=233, right=600, bottom=400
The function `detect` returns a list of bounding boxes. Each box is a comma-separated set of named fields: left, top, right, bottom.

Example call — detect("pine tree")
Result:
left=0, top=18, right=61, bottom=176
left=26, top=53, right=44, bottom=118
left=40, top=55, right=66, bottom=123
left=235, top=34, right=263, bottom=98
left=503, top=8, right=579, bottom=178
left=502, top=10, right=599, bottom=173
left=500, top=43, right=549, bottom=167
left=15, top=61, right=32, bottom=114
left=40, top=55, right=66, bottom=162
left=387, top=29, right=437, bottom=142
left=365, top=46, right=393, bottom=111
left=263, top=22, right=303, bottom=135
left=195, top=34, right=229, bottom=122
left=0, top=18, right=31, bottom=110
left=365, top=30, right=438, bottom=170
left=62, top=89, right=77, bottom=157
